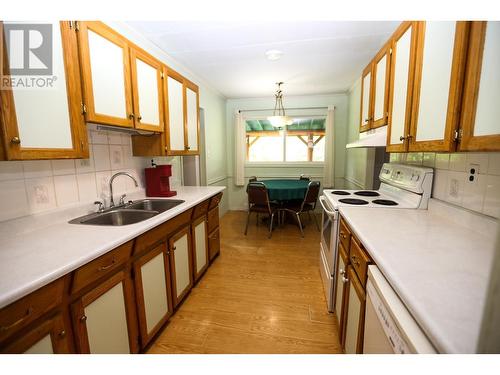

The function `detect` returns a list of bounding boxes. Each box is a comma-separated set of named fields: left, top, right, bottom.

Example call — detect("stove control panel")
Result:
left=379, top=163, right=433, bottom=194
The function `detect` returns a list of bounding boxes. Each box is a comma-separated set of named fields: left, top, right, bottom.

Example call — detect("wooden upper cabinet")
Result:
left=164, top=69, right=200, bottom=156
left=372, top=42, right=391, bottom=128
left=77, top=21, right=134, bottom=128
left=386, top=21, right=418, bottom=152
left=185, top=80, right=200, bottom=153
left=359, top=63, right=373, bottom=133
left=408, top=21, right=470, bottom=152
left=130, top=48, right=165, bottom=132
left=458, top=21, right=500, bottom=151
left=0, top=21, right=88, bottom=160
left=165, top=68, right=186, bottom=155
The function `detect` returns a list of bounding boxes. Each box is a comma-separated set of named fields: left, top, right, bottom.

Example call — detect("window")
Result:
left=246, top=118, right=326, bottom=162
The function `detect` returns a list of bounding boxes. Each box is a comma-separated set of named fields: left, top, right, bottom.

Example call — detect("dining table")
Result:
left=260, top=179, right=309, bottom=202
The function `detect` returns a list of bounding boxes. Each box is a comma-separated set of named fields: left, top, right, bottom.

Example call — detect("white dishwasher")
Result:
left=363, top=265, right=437, bottom=354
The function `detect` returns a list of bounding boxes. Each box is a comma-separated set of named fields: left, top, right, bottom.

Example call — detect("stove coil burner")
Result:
left=339, top=198, right=369, bottom=205
left=372, top=199, right=398, bottom=206
left=331, top=191, right=351, bottom=195
left=354, top=191, right=380, bottom=197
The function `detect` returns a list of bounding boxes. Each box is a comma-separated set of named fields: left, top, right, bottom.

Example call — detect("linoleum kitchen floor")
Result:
left=147, top=211, right=342, bottom=354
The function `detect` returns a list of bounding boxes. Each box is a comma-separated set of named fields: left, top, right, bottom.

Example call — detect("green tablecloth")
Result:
left=261, top=179, right=309, bottom=201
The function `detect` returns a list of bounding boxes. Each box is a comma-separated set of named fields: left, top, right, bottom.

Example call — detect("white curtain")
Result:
left=234, top=111, right=246, bottom=186
left=323, top=105, right=335, bottom=188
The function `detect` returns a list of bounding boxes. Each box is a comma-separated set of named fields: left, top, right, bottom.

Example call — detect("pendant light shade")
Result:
left=267, top=82, right=293, bottom=127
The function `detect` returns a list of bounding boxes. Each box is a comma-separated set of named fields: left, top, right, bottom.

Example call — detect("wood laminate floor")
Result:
left=147, top=210, right=342, bottom=354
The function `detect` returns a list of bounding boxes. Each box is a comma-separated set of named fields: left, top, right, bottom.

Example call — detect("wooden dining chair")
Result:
left=249, top=176, right=257, bottom=182
left=282, top=181, right=321, bottom=237
left=244, top=182, right=279, bottom=239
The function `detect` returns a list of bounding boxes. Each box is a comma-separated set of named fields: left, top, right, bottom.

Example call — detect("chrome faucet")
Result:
left=109, top=172, right=138, bottom=207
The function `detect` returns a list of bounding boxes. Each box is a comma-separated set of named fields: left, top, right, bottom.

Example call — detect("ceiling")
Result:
left=127, top=21, right=400, bottom=98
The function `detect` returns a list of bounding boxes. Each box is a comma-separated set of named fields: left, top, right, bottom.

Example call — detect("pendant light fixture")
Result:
left=268, top=82, right=293, bottom=127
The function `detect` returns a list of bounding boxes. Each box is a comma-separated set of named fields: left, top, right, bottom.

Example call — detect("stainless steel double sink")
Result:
left=69, top=199, right=185, bottom=226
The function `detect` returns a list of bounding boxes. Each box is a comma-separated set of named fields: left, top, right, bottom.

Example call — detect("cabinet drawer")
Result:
left=339, top=217, right=351, bottom=252
left=192, top=199, right=209, bottom=220
left=208, top=228, right=220, bottom=262
left=71, top=241, right=133, bottom=294
left=134, top=209, right=192, bottom=255
left=207, top=206, right=219, bottom=234
left=349, top=236, right=371, bottom=286
left=0, top=277, right=65, bottom=343
left=208, top=192, right=223, bottom=210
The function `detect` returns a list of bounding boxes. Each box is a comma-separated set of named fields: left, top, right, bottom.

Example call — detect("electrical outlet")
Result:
left=468, top=163, right=479, bottom=184
left=449, top=178, right=459, bottom=198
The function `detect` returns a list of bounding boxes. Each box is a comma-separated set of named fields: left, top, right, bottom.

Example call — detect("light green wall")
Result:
left=344, top=79, right=373, bottom=189
left=225, top=93, right=348, bottom=210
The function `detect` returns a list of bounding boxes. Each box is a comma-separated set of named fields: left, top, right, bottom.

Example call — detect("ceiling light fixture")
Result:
left=265, top=49, right=283, bottom=61
left=268, top=82, right=293, bottom=128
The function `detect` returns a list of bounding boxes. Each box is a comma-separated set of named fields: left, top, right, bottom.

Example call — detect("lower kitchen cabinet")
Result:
left=208, top=228, right=220, bottom=261
left=71, top=270, right=139, bottom=354
left=343, top=266, right=366, bottom=354
left=335, top=242, right=350, bottom=344
left=169, top=226, right=193, bottom=308
left=192, top=215, right=209, bottom=282
left=2, top=314, right=71, bottom=354
left=133, top=244, right=173, bottom=347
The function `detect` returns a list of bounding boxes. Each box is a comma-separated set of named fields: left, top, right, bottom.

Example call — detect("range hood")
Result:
left=346, top=125, right=387, bottom=148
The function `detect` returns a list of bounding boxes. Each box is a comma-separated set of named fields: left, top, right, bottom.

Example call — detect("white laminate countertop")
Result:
left=339, top=199, right=498, bottom=354
left=0, top=186, right=225, bottom=309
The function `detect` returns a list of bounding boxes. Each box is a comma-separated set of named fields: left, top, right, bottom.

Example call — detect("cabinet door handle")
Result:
left=58, top=330, right=66, bottom=338
left=80, top=315, right=87, bottom=322
left=128, top=113, right=135, bottom=120
left=340, top=268, right=345, bottom=276
left=10, top=136, right=21, bottom=144
left=399, top=136, right=405, bottom=141
left=342, top=276, right=349, bottom=283
left=137, top=115, right=142, bottom=121
left=172, top=246, right=176, bottom=251
left=0, top=307, right=33, bottom=332
left=98, top=259, right=116, bottom=271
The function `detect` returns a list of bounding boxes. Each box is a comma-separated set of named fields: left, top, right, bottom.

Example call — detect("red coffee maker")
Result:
left=144, top=163, right=177, bottom=197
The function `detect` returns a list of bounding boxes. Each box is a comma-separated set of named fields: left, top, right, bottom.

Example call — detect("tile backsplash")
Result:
left=390, top=152, right=500, bottom=218
left=0, top=124, right=181, bottom=222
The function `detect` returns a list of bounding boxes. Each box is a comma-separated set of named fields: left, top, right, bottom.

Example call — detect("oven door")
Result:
left=319, top=196, right=338, bottom=274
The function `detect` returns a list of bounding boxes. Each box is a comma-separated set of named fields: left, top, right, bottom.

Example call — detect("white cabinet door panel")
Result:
left=361, top=72, right=371, bottom=127
left=186, top=87, right=199, bottom=151
left=415, top=22, right=456, bottom=142
left=374, top=55, right=387, bottom=122
left=84, top=282, right=130, bottom=354
left=9, top=22, right=72, bottom=149
left=136, top=59, right=160, bottom=127
left=390, top=27, right=412, bottom=145
left=167, top=76, right=185, bottom=151
left=87, top=30, right=127, bottom=119
left=173, top=234, right=190, bottom=298
left=194, top=221, right=207, bottom=274
left=141, top=252, right=169, bottom=333
left=344, top=282, right=362, bottom=354
left=473, top=22, right=500, bottom=137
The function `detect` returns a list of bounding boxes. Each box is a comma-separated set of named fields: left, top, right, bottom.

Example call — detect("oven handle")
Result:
left=319, top=196, right=337, bottom=218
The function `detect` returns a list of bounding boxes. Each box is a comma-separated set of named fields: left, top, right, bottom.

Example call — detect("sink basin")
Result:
left=127, top=199, right=184, bottom=212
left=69, top=199, right=185, bottom=226
left=75, top=209, right=159, bottom=226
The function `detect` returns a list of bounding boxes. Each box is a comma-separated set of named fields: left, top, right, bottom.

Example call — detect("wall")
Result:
left=390, top=152, right=500, bottom=219
left=343, top=78, right=383, bottom=190
left=225, top=93, right=348, bottom=210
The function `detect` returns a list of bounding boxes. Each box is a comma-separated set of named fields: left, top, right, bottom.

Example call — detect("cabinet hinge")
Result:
left=81, top=102, right=87, bottom=115
left=389, top=48, right=393, bottom=55
left=454, top=129, right=463, bottom=142
left=160, top=72, right=164, bottom=79
left=75, top=21, right=80, bottom=31
left=68, top=21, right=74, bottom=29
